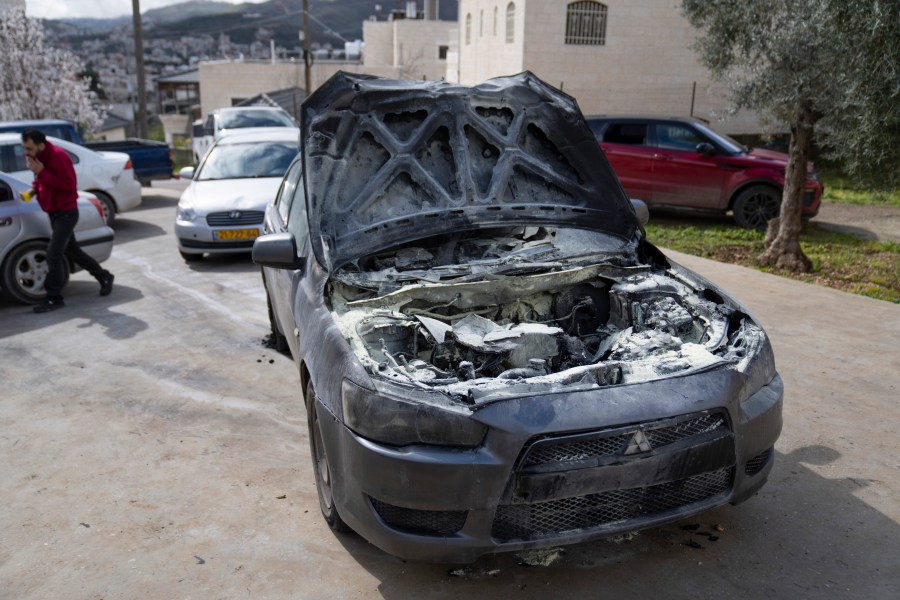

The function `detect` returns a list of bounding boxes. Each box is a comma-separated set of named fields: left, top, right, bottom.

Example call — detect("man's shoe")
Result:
left=99, top=273, right=115, bottom=296
left=34, top=299, right=65, bottom=313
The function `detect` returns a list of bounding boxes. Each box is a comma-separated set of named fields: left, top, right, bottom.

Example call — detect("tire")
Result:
left=306, top=381, right=351, bottom=533
left=732, top=185, right=781, bottom=230
left=1, top=240, right=69, bottom=304
left=267, top=293, right=290, bottom=353
left=93, top=191, right=116, bottom=226
left=179, top=250, right=203, bottom=262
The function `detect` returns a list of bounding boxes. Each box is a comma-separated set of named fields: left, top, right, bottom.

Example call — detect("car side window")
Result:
left=287, top=172, right=310, bottom=251
left=603, top=123, right=647, bottom=146
left=655, top=124, right=706, bottom=151
left=8, top=144, right=28, bottom=171
left=0, top=181, right=13, bottom=202
left=65, top=150, right=80, bottom=165
left=274, top=161, right=303, bottom=225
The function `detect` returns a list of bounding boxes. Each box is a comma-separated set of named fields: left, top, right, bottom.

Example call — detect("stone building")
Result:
left=456, top=0, right=759, bottom=133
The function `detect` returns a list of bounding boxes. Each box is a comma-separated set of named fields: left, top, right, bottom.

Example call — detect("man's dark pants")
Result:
left=45, top=209, right=107, bottom=302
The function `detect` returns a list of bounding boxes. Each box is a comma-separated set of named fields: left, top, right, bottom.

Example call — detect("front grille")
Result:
left=179, top=239, right=255, bottom=250
left=369, top=496, right=467, bottom=537
left=745, top=447, right=773, bottom=475
left=206, top=210, right=265, bottom=226
left=522, top=413, right=728, bottom=469
left=492, top=467, right=733, bottom=542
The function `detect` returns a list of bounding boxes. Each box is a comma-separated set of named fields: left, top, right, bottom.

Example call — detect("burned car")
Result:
left=254, top=72, right=782, bottom=563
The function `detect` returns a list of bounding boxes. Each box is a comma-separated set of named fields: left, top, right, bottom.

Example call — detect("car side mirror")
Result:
left=178, top=166, right=195, bottom=180
left=630, top=199, right=649, bottom=225
left=696, top=142, right=716, bottom=156
left=252, top=232, right=305, bottom=270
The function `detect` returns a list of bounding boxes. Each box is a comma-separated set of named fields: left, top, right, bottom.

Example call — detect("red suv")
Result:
left=586, top=116, right=822, bottom=229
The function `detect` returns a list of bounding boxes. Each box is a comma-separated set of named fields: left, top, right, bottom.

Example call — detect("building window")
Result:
left=506, top=3, right=515, bottom=43
left=465, top=13, right=471, bottom=44
left=493, top=6, right=498, bottom=36
left=566, top=1, right=608, bottom=45
left=439, top=45, right=449, bottom=60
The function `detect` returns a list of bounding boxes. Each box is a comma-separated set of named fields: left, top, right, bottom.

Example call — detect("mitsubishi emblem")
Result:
left=624, top=430, right=653, bottom=455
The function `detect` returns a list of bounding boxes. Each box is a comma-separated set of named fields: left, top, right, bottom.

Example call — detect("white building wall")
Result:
left=364, top=19, right=454, bottom=81
left=458, top=0, right=761, bottom=134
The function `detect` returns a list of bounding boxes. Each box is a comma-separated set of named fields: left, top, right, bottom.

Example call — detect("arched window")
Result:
left=465, top=13, right=471, bottom=45
left=566, top=1, right=608, bottom=45
left=505, top=3, right=516, bottom=43
left=493, top=6, right=498, bottom=36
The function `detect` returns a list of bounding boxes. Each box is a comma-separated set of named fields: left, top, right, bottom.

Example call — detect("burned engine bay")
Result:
left=329, top=227, right=763, bottom=404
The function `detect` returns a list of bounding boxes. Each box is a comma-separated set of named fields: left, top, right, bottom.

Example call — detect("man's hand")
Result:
left=26, top=156, right=44, bottom=175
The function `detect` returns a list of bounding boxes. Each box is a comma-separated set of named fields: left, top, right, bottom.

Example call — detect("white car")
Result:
left=175, top=130, right=300, bottom=262
left=0, top=133, right=142, bottom=225
left=191, top=106, right=298, bottom=163
left=0, top=171, right=114, bottom=304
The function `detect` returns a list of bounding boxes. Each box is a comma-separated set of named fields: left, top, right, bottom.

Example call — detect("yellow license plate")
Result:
left=214, top=228, right=259, bottom=241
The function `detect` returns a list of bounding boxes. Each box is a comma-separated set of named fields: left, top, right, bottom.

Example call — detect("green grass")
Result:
left=819, top=168, right=900, bottom=206
left=645, top=215, right=899, bottom=303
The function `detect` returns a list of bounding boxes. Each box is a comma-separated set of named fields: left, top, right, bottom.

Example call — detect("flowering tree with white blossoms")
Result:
left=0, top=8, right=105, bottom=129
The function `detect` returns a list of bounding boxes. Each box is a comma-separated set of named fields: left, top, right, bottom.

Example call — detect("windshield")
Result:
left=692, top=122, right=747, bottom=155
left=197, top=142, right=298, bottom=181
left=220, top=110, right=295, bottom=130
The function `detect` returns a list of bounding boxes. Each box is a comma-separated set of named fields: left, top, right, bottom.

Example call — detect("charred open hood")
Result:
left=302, top=71, right=640, bottom=271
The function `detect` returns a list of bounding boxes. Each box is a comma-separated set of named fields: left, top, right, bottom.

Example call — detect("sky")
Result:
left=26, top=0, right=266, bottom=21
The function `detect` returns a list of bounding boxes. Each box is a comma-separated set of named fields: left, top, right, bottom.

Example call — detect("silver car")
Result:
left=0, top=171, right=114, bottom=304
left=175, top=130, right=299, bottom=262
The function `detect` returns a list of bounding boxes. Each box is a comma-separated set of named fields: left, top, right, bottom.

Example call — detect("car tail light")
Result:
left=88, top=197, right=105, bottom=220
left=124, top=159, right=133, bottom=170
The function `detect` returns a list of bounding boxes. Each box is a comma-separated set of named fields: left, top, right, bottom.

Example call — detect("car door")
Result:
left=649, top=121, right=727, bottom=209
left=0, top=178, right=23, bottom=253
left=264, top=161, right=304, bottom=355
left=597, top=121, right=655, bottom=203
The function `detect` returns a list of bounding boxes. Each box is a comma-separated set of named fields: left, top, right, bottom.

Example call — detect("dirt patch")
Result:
left=812, top=203, right=900, bottom=242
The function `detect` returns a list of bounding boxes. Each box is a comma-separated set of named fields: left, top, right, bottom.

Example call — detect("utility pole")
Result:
left=131, top=0, right=148, bottom=138
left=303, top=0, right=311, bottom=94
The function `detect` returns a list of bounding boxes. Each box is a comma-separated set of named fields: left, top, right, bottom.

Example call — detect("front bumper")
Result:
left=318, top=368, right=783, bottom=563
left=175, top=220, right=260, bottom=255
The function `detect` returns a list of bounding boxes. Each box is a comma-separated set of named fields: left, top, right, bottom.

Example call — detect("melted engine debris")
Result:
left=329, top=228, right=763, bottom=405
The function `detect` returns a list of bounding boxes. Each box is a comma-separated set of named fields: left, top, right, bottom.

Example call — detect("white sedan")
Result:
left=175, top=130, right=299, bottom=262
left=0, top=133, right=142, bottom=225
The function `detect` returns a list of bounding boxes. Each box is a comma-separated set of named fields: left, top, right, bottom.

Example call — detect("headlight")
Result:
left=176, top=203, right=198, bottom=222
left=341, top=379, right=486, bottom=447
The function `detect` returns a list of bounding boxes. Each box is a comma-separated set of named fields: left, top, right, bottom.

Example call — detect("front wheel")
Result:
left=1, top=240, right=69, bottom=304
left=732, top=185, right=781, bottom=230
left=266, top=293, right=290, bottom=353
left=307, top=381, right=351, bottom=533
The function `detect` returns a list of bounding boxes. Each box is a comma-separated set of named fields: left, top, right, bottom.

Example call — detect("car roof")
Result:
left=213, top=106, right=290, bottom=115
left=213, top=129, right=301, bottom=145
left=0, top=119, right=73, bottom=128
left=585, top=115, right=707, bottom=125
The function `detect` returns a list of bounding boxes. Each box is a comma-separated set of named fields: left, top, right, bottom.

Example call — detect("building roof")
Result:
left=95, top=112, right=131, bottom=132
left=157, top=69, right=200, bottom=84
left=236, top=87, right=307, bottom=119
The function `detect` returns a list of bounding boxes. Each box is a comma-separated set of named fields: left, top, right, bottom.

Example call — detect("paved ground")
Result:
left=1, top=181, right=898, bottom=599
left=813, top=203, right=900, bottom=242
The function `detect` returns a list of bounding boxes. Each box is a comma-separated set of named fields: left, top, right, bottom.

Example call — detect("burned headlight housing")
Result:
left=341, top=379, right=486, bottom=447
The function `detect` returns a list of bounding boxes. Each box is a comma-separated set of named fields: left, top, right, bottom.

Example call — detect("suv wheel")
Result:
left=733, top=185, right=781, bottom=230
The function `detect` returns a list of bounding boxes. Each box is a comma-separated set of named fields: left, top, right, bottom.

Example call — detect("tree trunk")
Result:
left=758, top=101, right=816, bottom=272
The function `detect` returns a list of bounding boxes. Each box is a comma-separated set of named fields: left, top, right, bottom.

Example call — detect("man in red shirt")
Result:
left=22, top=129, right=114, bottom=313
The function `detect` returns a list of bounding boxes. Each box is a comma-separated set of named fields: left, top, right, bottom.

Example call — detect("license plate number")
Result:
left=214, top=228, right=258, bottom=241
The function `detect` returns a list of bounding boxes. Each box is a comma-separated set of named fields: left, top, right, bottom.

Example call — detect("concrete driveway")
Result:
left=1, top=181, right=897, bottom=599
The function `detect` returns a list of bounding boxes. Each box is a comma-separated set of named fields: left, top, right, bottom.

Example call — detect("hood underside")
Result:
left=302, top=72, right=639, bottom=271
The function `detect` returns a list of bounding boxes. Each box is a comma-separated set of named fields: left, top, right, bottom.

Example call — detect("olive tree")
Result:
left=682, top=0, right=900, bottom=272
left=0, top=8, right=104, bottom=129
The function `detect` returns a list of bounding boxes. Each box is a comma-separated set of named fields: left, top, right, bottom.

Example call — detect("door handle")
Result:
left=0, top=217, right=12, bottom=226
left=653, top=154, right=673, bottom=161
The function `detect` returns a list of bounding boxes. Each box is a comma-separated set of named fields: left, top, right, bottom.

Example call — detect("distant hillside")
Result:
left=143, top=1, right=237, bottom=24
left=50, top=0, right=459, bottom=47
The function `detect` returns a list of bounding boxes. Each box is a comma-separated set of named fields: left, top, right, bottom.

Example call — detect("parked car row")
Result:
left=0, top=133, right=142, bottom=225
left=3, top=79, right=787, bottom=567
